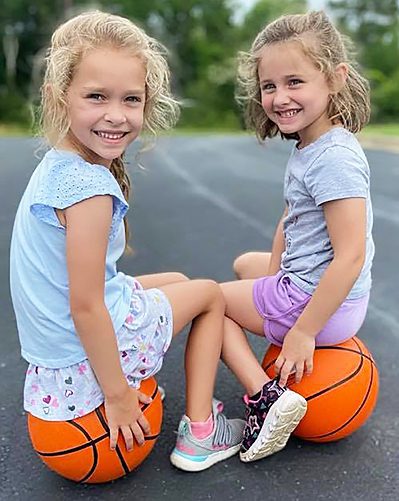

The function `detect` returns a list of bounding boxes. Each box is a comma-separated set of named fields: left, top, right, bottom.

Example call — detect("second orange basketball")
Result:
left=262, top=336, right=379, bottom=442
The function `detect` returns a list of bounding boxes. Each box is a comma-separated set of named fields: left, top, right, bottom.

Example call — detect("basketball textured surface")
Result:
left=27, top=376, right=162, bottom=483
left=262, top=337, right=379, bottom=442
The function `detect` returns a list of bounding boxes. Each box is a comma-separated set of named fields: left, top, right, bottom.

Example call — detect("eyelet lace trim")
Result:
left=31, top=153, right=128, bottom=240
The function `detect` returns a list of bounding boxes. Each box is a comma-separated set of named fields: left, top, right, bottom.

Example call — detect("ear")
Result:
left=331, top=63, right=349, bottom=94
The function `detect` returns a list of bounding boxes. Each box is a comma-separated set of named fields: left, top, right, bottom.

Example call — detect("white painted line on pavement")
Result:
left=159, top=147, right=276, bottom=240
left=373, top=207, right=399, bottom=226
left=158, top=146, right=397, bottom=337
left=367, top=302, right=398, bottom=337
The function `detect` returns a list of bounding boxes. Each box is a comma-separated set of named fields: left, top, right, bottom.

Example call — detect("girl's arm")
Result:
left=268, top=206, right=288, bottom=275
left=275, top=198, right=367, bottom=385
left=65, top=195, right=151, bottom=450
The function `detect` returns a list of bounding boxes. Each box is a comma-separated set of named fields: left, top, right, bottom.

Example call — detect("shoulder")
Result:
left=301, top=129, right=370, bottom=205
left=31, top=150, right=129, bottom=237
left=37, top=149, right=124, bottom=206
left=311, top=128, right=368, bottom=172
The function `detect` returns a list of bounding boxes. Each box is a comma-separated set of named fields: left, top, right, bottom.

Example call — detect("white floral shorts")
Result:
left=24, top=276, right=173, bottom=421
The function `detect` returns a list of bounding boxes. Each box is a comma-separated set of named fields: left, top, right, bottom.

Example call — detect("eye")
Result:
left=126, top=95, right=142, bottom=104
left=288, top=78, right=302, bottom=86
left=261, top=82, right=275, bottom=92
left=87, top=93, right=105, bottom=101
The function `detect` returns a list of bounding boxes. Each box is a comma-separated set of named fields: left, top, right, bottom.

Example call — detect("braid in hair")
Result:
left=110, top=157, right=131, bottom=248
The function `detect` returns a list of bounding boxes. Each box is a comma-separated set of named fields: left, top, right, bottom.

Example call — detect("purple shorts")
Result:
left=253, top=272, right=369, bottom=346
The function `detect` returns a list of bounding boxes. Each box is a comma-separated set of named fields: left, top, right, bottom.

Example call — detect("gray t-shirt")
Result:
left=281, top=127, right=374, bottom=299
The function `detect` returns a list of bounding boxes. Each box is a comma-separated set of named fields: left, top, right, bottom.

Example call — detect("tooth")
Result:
left=98, top=132, right=124, bottom=139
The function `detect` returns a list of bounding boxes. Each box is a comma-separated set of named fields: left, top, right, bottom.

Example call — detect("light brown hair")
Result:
left=237, top=11, right=370, bottom=141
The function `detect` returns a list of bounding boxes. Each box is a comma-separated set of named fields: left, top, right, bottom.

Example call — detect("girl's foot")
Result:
left=170, top=399, right=245, bottom=472
left=240, top=379, right=307, bottom=462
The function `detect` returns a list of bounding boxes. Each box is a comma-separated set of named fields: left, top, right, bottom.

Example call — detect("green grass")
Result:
left=0, top=123, right=31, bottom=136
left=1, top=122, right=398, bottom=138
left=362, top=123, right=399, bottom=136
left=171, top=125, right=247, bottom=136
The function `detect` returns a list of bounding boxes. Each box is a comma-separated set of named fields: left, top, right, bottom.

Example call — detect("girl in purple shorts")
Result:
left=219, top=11, right=374, bottom=463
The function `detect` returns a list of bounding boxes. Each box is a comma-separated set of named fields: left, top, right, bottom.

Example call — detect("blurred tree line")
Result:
left=0, top=0, right=398, bottom=129
left=328, top=0, right=399, bottom=122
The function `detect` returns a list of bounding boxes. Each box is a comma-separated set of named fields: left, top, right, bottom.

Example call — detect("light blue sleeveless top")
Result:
left=10, top=148, right=131, bottom=368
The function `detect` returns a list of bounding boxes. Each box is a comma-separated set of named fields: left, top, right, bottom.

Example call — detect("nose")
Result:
left=273, top=87, right=290, bottom=107
left=104, top=102, right=127, bottom=125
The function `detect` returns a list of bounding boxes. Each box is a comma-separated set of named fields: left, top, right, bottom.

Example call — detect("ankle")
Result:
left=191, top=414, right=214, bottom=439
left=247, top=376, right=271, bottom=399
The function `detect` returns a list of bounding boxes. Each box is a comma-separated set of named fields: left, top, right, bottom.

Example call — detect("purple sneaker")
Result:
left=240, top=379, right=307, bottom=462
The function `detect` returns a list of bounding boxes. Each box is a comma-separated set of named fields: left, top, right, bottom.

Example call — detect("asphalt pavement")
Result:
left=1, top=135, right=398, bottom=500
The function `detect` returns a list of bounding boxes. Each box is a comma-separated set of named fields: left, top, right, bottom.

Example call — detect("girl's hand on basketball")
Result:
left=275, top=328, right=315, bottom=386
left=105, top=386, right=152, bottom=451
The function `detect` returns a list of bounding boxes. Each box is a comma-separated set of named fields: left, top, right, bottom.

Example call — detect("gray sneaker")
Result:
left=170, top=399, right=245, bottom=472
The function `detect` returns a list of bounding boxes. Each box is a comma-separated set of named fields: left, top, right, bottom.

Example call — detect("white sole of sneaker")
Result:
left=170, top=444, right=241, bottom=472
left=240, top=390, right=307, bottom=463
left=158, top=385, right=166, bottom=401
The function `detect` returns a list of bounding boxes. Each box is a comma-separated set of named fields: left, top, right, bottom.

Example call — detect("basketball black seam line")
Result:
left=35, top=430, right=160, bottom=457
left=95, top=407, right=160, bottom=443
left=79, top=432, right=99, bottom=483
left=35, top=382, right=160, bottom=461
left=264, top=343, right=367, bottom=400
left=94, top=382, right=160, bottom=438
left=94, top=383, right=160, bottom=475
left=36, top=419, right=100, bottom=483
left=263, top=339, right=377, bottom=374
left=316, top=345, right=376, bottom=365
left=308, top=357, right=376, bottom=439
left=263, top=338, right=377, bottom=440
left=141, top=383, right=159, bottom=412
left=300, top=337, right=374, bottom=438
left=95, top=407, right=130, bottom=475
left=306, top=355, right=364, bottom=401
left=35, top=431, right=109, bottom=457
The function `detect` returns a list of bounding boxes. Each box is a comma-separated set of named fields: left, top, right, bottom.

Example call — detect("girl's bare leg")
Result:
left=223, top=317, right=270, bottom=396
left=159, top=279, right=224, bottom=422
left=136, top=272, right=189, bottom=289
left=222, top=280, right=264, bottom=334
left=221, top=280, right=307, bottom=463
left=221, top=280, right=271, bottom=395
left=233, top=252, right=271, bottom=279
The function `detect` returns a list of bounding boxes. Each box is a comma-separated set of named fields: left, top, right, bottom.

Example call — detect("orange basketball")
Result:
left=262, top=336, right=379, bottom=442
left=27, top=377, right=162, bottom=483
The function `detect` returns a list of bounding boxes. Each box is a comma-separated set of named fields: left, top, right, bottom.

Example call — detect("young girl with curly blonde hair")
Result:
left=10, top=10, right=245, bottom=473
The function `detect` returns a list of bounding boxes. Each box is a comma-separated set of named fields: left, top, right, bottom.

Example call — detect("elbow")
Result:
left=351, top=246, right=366, bottom=271
left=351, top=253, right=365, bottom=278
left=70, top=295, right=104, bottom=320
left=334, top=248, right=365, bottom=276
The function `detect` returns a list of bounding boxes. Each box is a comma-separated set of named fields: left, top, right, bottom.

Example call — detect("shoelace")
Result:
left=212, top=411, right=232, bottom=447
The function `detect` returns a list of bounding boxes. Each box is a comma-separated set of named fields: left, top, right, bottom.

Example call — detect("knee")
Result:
left=200, top=279, right=225, bottom=308
left=172, top=272, right=190, bottom=283
left=233, top=252, right=256, bottom=279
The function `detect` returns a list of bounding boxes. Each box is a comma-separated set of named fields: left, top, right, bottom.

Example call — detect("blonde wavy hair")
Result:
left=39, top=10, right=180, bottom=243
left=237, top=10, right=370, bottom=141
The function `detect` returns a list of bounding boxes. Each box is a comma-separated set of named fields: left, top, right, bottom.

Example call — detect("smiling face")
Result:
left=62, top=47, right=146, bottom=167
left=258, top=41, right=334, bottom=147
